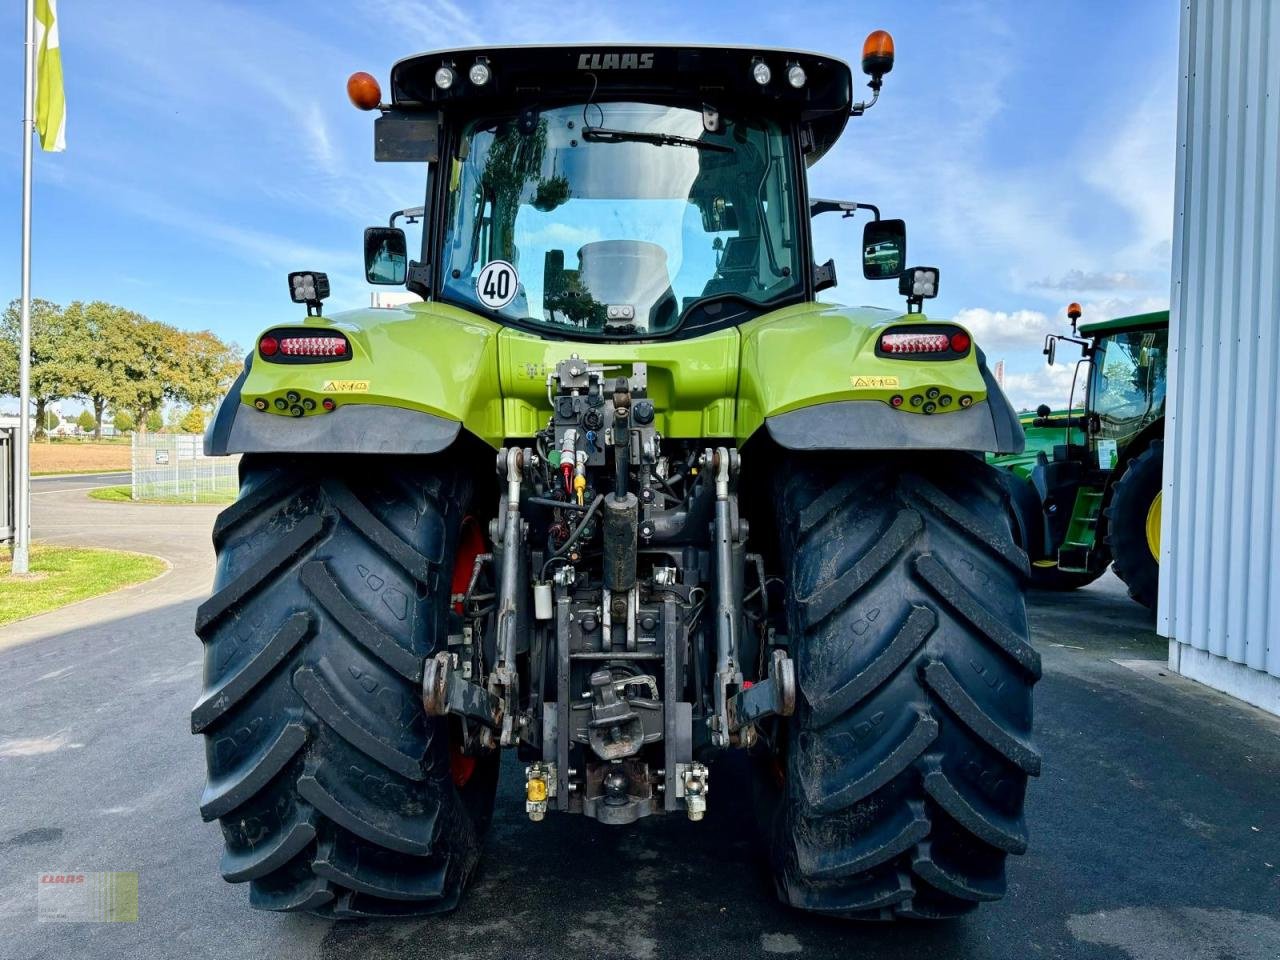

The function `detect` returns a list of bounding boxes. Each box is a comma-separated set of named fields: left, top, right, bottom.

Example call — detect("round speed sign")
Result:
left=476, top=260, right=519, bottom=309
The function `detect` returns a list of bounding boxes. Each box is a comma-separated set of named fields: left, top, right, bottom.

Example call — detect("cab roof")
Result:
left=1078, top=309, right=1169, bottom=338
left=389, top=44, right=855, bottom=163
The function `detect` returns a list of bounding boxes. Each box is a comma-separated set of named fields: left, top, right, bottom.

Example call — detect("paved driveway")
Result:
left=31, top=471, right=132, bottom=494
left=0, top=488, right=1277, bottom=959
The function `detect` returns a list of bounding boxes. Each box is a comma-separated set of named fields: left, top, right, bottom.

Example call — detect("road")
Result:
left=0, top=487, right=1277, bottom=959
left=30, top=471, right=130, bottom=494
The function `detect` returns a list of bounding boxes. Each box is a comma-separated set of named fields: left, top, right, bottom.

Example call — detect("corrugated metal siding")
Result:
left=1162, top=0, right=1280, bottom=680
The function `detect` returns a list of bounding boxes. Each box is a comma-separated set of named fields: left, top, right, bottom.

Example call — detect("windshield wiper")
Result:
left=582, top=125, right=731, bottom=153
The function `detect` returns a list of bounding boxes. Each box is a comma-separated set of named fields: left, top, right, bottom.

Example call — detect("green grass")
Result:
left=0, top=545, right=168, bottom=626
left=88, top=484, right=236, bottom=505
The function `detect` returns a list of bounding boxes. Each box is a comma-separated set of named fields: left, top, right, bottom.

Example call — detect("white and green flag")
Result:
left=34, top=0, right=65, bottom=152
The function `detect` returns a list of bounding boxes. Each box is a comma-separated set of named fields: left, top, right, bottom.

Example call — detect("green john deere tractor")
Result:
left=195, top=37, right=1041, bottom=922
left=992, top=304, right=1168, bottom=608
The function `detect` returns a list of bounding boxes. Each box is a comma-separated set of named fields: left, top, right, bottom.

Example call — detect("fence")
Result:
left=0, top=416, right=16, bottom=541
left=131, top=433, right=239, bottom=502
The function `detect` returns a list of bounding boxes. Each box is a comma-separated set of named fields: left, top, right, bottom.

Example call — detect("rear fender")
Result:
left=205, top=303, right=504, bottom=456
left=737, top=303, right=1023, bottom=454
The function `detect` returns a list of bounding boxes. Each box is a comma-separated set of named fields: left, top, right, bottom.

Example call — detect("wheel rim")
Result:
left=1145, top=490, right=1162, bottom=561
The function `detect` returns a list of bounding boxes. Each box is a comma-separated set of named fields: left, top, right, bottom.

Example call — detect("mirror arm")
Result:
left=810, top=199, right=880, bottom=220
left=390, top=206, right=425, bottom=228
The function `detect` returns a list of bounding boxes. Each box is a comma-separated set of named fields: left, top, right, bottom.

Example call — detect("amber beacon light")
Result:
left=346, top=71, right=383, bottom=110
left=861, top=30, right=895, bottom=85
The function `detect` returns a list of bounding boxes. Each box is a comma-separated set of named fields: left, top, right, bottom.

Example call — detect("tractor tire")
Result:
left=192, top=455, right=499, bottom=918
left=1024, top=547, right=1105, bottom=593
left=1029, top=557, right=1107, bottom=592
left=764, top=453, right=1040, bottom=920
left=1104, top=440, right=1163, bottom=610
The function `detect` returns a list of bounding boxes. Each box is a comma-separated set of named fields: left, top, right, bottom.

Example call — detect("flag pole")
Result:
left=14, top=0, right=35, bottom=574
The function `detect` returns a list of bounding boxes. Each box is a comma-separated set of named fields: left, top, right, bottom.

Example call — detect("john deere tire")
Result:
left=1029, top=553, right=1108, bottom=592
left=1104, top=440, right=1163, bottom=610
left=765, top=453, right=1040, bottom=920
left=192, top=455, right=499, bottom=918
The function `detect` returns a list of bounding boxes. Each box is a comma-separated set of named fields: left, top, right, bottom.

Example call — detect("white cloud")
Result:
left=1001, top=361, right=1083, bottom=412
left=954, top=307, right=1055, bottom=350
left=954, top=292, right=1167, bottom=355
left=1076, top=295, right=1169, bottom=323
left=1032, top=269, right=1146, bottom=292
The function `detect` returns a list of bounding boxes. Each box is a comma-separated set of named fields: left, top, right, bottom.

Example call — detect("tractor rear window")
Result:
left=439, top=102, right=802, bottom=338
left=1091, top=328, right=1168, bottom=440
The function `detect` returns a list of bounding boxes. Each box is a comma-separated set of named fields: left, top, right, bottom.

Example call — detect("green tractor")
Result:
left=195, top=37, right=1041, bottom=922
left=992, top=304, right=1168, bottom=608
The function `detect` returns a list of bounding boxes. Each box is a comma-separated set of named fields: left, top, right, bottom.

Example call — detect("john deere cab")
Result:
left=195, top=37, right=1040, bottom=923
left=994, top=304, right=1168, bottom=607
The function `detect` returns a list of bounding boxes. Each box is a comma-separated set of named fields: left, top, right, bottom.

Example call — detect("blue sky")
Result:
left=0, top=0, right=1178, bottom=413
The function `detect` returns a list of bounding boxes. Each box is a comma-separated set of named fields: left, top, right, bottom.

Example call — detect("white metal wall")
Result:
left=1162, top=0, right=1280, bottom=714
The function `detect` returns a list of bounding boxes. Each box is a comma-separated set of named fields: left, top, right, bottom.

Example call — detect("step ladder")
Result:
left=1057, top=488, right=1104, bottom=573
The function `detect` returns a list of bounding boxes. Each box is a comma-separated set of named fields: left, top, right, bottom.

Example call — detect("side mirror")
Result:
left=862, top=219, right=906, bottom=279
left=1044, top=335, right=1057, bottom=366
left=364, top=227, right=408, bottom=285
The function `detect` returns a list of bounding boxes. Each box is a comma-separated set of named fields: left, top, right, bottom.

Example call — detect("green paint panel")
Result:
left=496, top=326, right=739, bottom=438
left=736, top=302, right=989, bottom=441
left=238, top=302, right=507, bottom=446
left=1077, top=309, right=1168, bottom=338
left=989, top=409, right=1085, bottom=481
left=1059, top=486, right=1104, bottom=572
left=240, top=299, right=999, bottom=449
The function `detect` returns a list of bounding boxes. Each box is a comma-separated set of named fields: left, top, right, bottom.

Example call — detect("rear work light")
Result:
left=258, top=328, right=351, bottom=364
left=875, top=324, right=973, bottom=360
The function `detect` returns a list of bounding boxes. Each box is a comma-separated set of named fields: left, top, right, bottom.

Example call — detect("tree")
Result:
left=179, top=406, right=207, bottom=434
left=76, top=410, right=95, bottom=433
left=111, top=409, right=134, bottom=433
left=145, top=410, right=163, bottom=433
left=42, top=409, right=60, bottom=434
left=0, top=298, right=74, bottom=439
left=61, top=301, right=145, bottom=439
left=105, top=317, right=183, bottom=433
left=169, top=330, right=241, bottom=409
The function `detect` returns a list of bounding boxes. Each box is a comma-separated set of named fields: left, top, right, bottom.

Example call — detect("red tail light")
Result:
left=875, top=325, right=973, bottom=360
left=879, top=332, right=950, bottom=354
left=279, top=335, right=348, bottom=357
left=258, top=328, right=351, bottom=363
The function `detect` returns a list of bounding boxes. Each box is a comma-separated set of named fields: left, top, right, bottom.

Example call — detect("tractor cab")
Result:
left=349, top=41, right=912, bottom=340
left=1078, top=311, right=1168, bottom=470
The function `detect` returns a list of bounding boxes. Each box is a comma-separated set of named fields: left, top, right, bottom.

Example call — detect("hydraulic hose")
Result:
left=540, top=494, right=606, bottom=580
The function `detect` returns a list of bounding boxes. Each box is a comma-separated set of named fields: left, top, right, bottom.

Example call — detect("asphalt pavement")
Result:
left=30, top=471, right=131, bottom=494
left=0, top=486, right=1277, bottom=959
